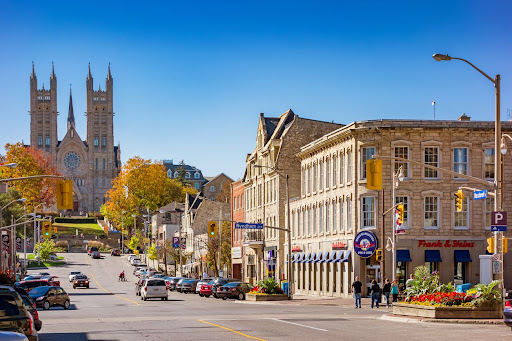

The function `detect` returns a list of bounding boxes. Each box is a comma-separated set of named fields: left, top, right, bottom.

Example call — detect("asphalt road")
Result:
left=32, top=253, right=511, bottom=341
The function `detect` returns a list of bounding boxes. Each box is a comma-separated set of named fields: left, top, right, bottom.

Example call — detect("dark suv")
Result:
left=211, top=278, right=239, bottom=298
left=0, top=291, right=38, bottom=340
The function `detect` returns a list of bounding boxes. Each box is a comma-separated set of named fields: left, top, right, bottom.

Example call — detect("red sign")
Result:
left=332, top=241, right=347, bottom=250
left=418, top=240, right=475, bottom=248
left=292, top=246, right=301, bottom=252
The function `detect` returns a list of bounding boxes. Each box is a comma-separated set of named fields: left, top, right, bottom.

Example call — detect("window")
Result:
left=319, top=204, right=324, bottom=233
left=326, top=158, right=330, bottom=188
left=453, top=147, right=468, bottom=177
left=307, top=207, right=311, bottom=235
left=45, top=136, right=50, bottom=146
left=102, top=177, right=106, bottom=187
left=424, top=196, right=439, bottom=229
left=332, top=201, right=337, bottom=232
left=347, top=150, right=352, bottom=182
left=296, top=210, right=300, bottom=238
left=101, top=137, right=106, bottom=147
left=395, top=196, right=409, bottom=228
left=339, top=153, right=344, bottom=184
left=94, top=137, right=99, bottom=146
left=307, top=166, right=311, bottom=194
left=319, top=161, right=324, bottom=190
left=454, top=198, right=468, bottom=229
left=38, top=135, right=43, bottom=146
left=258, top=184, right=262, bottom=206
left=326, top=202, right=330, bottom=233
left=302, top=168, right=305, bottom=196
left=102, top=158, right=106, bottom=170
left=361, top=196, right=376, bottom=228
left=167, top=170, right=172, bottom=178
left=332, top=156, right=337, bottom=187
left=394, top=146, right=409, bottom=178
left=301, top=209, right=305, bottom=237
left=485, top=197, right=494, bottom=228
left=95, top=178, right=99, bottom=186
left=484, top=148, right=495, bottom=180
left=347, top=197, right=352, bottom=230
left=361, top=147, right=375, bottom=179
left=313, top=163, right=317, bottom=192
left=185, top=172, right=190, bottom=179
left=194, top=172, right=200, bottom=179
left=424, top=147, right=439, bottom=178
left=339, top=199, right=344, bottom=231
left=210, top=186, right=215, bottom=192
left=95, top=158, right=98, bottom=170
left=313, top=206, right=317, bottom=234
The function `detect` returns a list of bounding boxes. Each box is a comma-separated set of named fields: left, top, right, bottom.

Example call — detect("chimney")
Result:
left=458, top=113, right=471, bottom=121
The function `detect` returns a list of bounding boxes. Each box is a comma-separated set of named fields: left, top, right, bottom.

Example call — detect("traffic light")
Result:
left=487, top=237, right=494, bottom=254
left=454, top=189, right=464, bottom=212
left=53, top=226, right=57, bottom=233
left=208, top=221, right=218, bottom=237
left=375, top=249, right=383, bottom=262
left=503, top=237, right=508, bottom=254
left=42, top=221, right=52, bottom=239
left=56, top=180, right=73, bottom=210
left=366, top=159, right=382, bottom=190
left=396, top=204, right=404, bottom=225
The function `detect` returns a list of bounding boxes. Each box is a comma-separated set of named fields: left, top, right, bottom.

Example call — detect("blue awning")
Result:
left=331, top=251, right=344, bottom=262
left=454, top=250, right=472, bottom=263
left=329, top=251, right=339, bottom=262
left=396, top=250, right=412, bottom=262
left=313, top=252, right=323, bottom=263
left=291, top=254, right=298, bottom=263
left=425, top=250, right=442, bottom=263
left=321, top=251, right=330, bottom=263
left=339, top=250, right=351, bottom=262
left=306, top=252, right=317, bottom=263
left=300, top=252, right=311, bottom=263
left=298, top=253, right=305, bottom=263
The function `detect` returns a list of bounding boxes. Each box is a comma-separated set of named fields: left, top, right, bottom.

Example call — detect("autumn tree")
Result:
left=1, top=142, right=60, bottom=211
left=205, top=220, right=231, bottom=276
left=103, top=157, right=196, bottom=233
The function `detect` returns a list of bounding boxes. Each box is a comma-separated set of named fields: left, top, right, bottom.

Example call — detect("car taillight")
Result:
left=506, top=300, right=512, bottom=308
left=33, top=307, right=39, bottom=320
left=28, top=312, right=34, bottom=335
left=144, top=287, right=147, bottom=291
left=230, top=288, right=236, bottom=292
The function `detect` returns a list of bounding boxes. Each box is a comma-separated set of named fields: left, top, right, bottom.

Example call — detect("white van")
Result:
left=140, top=279, right=168, bottom=301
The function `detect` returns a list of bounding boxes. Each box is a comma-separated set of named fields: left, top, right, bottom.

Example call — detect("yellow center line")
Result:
left=83, top=254, right=140, bottom=306
left=197, top=319, right=267, bottom=341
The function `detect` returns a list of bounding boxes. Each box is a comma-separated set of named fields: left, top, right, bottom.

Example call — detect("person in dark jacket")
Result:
left=370, top=280, right=380, bottom=308
left=383, top=278, right=391, bottom=308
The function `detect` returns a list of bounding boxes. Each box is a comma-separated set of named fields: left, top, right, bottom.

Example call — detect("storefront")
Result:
left=231, top=246, right=243, bottom=280
left=264, top=246, right=277, bottom=278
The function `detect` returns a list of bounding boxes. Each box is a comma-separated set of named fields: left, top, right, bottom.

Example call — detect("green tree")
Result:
left=127, top=235, right=141, bottom=252
left=37, top=239, right=57, bottom=261
left=206, top=220, right=231, bottom=276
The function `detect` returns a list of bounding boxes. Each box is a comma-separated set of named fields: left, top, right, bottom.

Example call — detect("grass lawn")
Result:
left=27, top=260, right=66, bottom=268
left=53, top=222, right=105, bottom=236
left=26, top=254, right=64, bottom=260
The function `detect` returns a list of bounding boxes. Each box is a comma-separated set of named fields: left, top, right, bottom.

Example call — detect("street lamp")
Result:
left=391, top=166, right=404, bottom=282
left=433, top=53, right=503, bottom=289
left=253, top=165, right=293, bottom=299
left=0, top=198, right=26, bottom=271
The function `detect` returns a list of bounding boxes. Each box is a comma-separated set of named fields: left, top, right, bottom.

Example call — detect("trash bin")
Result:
left=281, top=281, right=289, bottom=294
left=456, top=283, right=471, bottom=293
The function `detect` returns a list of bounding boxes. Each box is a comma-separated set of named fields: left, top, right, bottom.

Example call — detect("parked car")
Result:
left=196, top=278, right=213, bottom=295
left=87, top=246, right=98, bottom=256
left=21, top=275, right=43, bottom=281
left=0, top=291, right=38, bottom=341
left=134, top=267, right=147, bottom=277
left=40, top=275, right=60, bottom=286
left=132, top=259, right=144, bottom=266
left=210, top=278, right=239, bottom=298
left=168, top=277, right=182, bottom=291
left=181, top=279, right=200, bottom=294
left=199, top=281, right=214, bottom=297
left=91, top=251, right=101, bottom=259
left=68, top=270, right=82, bottom=282
left=504, top=291, right=512, bottom=330
left=175, top=278, right=187, bottom=292
left=0, top=331, right=30, bottom=340
left=216, top=282, right=252, bottom=300
left=14, top=280, right=50, bottom=293
left=111, top=249, right=121, bottom=256
left=127, top=254, right=137, bottom=262
left=73, top=275, right=90, bottom=289
left=29, top=286, right=70, bottom=310
left=140, top=279, right=168, bottom=301
left=135, top=279, right=147, bottom=296
left=18, top=292, right=42, bottom=331
left=48, top=254, right=58, bottom=261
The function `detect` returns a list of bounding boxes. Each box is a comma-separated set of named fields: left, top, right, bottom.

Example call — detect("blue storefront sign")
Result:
left=354, top=230, right=377, bottom=258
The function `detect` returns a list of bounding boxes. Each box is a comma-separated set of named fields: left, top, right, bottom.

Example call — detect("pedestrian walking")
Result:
left=370, top=280, right=380, bottom=308
left=391, top=279, right=399, bottom=302
left=383, top=279, right=391, bottom=308
left=351, top=276, right=363, bottom=308
left=406, top=274, right=414, bottom=289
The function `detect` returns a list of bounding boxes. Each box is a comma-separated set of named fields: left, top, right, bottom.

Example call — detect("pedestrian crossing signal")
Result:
left=208, top=221, right=218, bottom=237
left=376, top=249, right=383, bottom=261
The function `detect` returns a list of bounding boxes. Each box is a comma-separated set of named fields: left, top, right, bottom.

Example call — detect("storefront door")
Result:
left=366, top=266, right=380, bottom=296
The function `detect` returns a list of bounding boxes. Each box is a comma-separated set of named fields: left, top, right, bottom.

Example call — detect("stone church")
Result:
left=29, top=63, right=121, bottom=212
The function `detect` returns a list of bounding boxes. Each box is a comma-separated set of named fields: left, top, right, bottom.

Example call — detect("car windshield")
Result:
left=70, top=271, right=81, bottom=275
left=75, top=275, right=87, bottom=280
left=147, top=280, right=165, bottom=286
left=29, top=286, right=51, bottom=296
left=223, top=282, right=241, bottom=287
left=0, top=295, right=20, bottom=316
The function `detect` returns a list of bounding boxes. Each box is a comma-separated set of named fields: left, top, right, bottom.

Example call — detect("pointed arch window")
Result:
left=102, top=159, right=106, bottom=170
left=95, top=158, right=98, bottom=170
left=94, top=137, right=99, bottom=147
left=101, top=137, right=106, bottom=147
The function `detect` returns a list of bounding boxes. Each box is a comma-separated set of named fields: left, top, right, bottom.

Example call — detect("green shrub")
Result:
left=256, top=277, right=284, bottom=294
left=54, top=217, right=96, bottom=224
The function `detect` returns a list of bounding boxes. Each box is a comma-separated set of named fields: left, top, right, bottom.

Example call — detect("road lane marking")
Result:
left=197, top=319, right=267, bottom=341
left=269, top=318, right=328, bottom=331
left=84, top=254, right=140, bottom=306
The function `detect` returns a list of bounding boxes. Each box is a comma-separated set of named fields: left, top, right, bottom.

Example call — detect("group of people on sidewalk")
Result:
left=351, top=275, right=412, bottom=308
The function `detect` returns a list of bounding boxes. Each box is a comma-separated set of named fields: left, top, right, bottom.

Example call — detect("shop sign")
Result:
left=292, top=245, right=301, bottom=252
left=231, top=247, right=242, bottom=259
left=418, top=240, right=475, bottom=248
left=332, top=241, right=347, bottom=250
left=354, top=231, right=377, bottom=258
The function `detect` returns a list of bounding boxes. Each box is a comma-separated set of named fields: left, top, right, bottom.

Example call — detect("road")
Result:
left=33, top=253, right=511, bottom=341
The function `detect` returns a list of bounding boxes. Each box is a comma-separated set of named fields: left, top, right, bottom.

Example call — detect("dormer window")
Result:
left=167, top=170, right=172, bottom=178
left=185, top=172, right=190, bottom=179
left=174, top=172, right=179, bottom=178
left=194, top=172, right=200, bottom=179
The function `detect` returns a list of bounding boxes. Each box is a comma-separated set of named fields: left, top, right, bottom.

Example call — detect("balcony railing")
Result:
left=242, top=229, right=264, bottom=245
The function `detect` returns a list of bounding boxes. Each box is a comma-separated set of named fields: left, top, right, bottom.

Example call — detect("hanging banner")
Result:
left=2, top=234, right=9, bottom=251
left=16, top=237, right=22, bottom=251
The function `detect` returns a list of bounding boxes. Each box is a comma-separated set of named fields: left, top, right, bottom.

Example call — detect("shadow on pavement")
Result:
left=39, top=332, right=120, bottom=341
left=37, top=304, right=78, bottom=311
left=69, top=292, right=126, bottom=296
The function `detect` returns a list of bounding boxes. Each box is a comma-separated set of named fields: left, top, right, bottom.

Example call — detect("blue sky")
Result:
left=1, top=0, right=510, bottom=180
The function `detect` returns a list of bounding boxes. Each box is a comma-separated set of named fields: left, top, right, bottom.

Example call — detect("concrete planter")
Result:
left=246, top=293, right=289, bottom=301
left=393, top=303, right=502, bottom=319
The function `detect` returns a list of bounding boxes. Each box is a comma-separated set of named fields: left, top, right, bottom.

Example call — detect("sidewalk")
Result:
left=255, top=293, right=376, bottom=306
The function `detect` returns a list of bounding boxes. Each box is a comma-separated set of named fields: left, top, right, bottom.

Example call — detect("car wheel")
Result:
left=165, top=297, right=168, bottom=301
left=238, top=293, right=245, bottom=300
left=161, top=298, right=164, bottom=301
left=73, top=286, right=76, bottom=289
left=143, top=296, right=147, bottom=301
left=222, top=297, right=227, bottom=300
left=43, top=301, right=50, bottom=310
left=199, top=294, right=203, bottom=297
left=63, top=300, right=70, bottom=309
left=205, top=295, right=210, bottom=298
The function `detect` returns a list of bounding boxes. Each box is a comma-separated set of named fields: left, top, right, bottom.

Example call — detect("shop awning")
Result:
left=291, top=254, right=299, bottom=263
left=301, top=252, right=311, bottom=263
left=328, top=251, right=338, bottom=262
left=425, top=250, right=442, bottom=263
left=331, top=251, right=344, bottom=262
left=320, top=251, right=330, bottom=263
left=454, top=250, right=472, bottom=263
left=396, top=250, right=412, bottom=262
left=313, top=252, right=323, bottom=263
left=297, top=253, right=306, bottom=263
left=339, top=250, right=351, bottom=262
left=306, top=252, right=317, bottom=263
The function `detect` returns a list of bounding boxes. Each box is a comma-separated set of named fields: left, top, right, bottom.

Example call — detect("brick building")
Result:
left=202, top=173, right=233, bottom=201
left=230, top=179, right=245, bottom=280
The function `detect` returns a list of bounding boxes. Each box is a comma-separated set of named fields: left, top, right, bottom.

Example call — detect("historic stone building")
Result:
left=29, top=63, right=121, bottom=212
left=289, top=117, right=512, bottom=298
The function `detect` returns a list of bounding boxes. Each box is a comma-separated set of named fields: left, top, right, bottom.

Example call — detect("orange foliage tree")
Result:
left=102, top=157, right=196, bottom=232
left=1, top=142, right=60, bottom=211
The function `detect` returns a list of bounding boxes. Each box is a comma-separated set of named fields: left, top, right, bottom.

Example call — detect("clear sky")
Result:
left=1, top=0, right=510, bottom=180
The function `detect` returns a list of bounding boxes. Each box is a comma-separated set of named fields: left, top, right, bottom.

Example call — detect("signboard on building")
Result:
left=231, top=246, right=242, bottom=259
left=291, top=245, right=302, bottom=252
left=235, top=222, right=264, bottom=230
left=473, top=190, right=487, bottom=200
left=354, top=231, right=377, bottom=258
left=491, top=211, right=507, bottom=232
left=332, top=241, right=347, bottom=250
left=172, top=237, right=179, bottom=248
left=180, top=237, right=186, bottom=250
left=418, top=240, right=476, bottom=247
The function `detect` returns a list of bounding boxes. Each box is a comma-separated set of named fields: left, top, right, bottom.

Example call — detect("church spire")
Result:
left=88, top=62, right=92, bottom=79
left=51, top=61, right=55, bottom=78
left=67, top=86, right=75, bottom=131
left=31, top=61, right=35, bottom=79
left=107, top=62, right=112, bottom=80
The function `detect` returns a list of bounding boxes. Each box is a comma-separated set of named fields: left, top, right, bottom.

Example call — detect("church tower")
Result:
left=86, top=64, right=116, bottom=211
left=29, top=62, right=58, bottom=161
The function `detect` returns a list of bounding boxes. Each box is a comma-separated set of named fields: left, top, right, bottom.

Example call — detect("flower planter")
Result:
left=393, top=303, right=502, bottom=319
left=246, top=293, right=289, bottom=301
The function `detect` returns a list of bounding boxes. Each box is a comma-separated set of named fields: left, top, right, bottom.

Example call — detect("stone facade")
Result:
left=162, top=160, right=207, bottom=191
left=29, top=64, right=121, bottom=212
left=202, top=173, right=233, bottom=201
left=290, top=119, right=512, bottom=298
left=242, top=110, right=342, bottom=284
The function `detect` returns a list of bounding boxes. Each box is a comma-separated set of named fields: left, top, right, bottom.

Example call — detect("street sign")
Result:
left=180, top=237, right=186, bottom=250
left=493, top=253, right=500, bottom=262
left=473, top=190, right=487, bottom=200
left=235, top=222, right=264, bottom=230
left=172, top=237, right=179, bottom=248
left=15, top=237, right=22, bottom=251
left=491, top=211, right=507, bottom=232
left=493, top=260, right=500, bottom=274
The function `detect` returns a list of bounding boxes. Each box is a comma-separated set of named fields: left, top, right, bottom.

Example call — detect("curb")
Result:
left=381, top=314, right=505, bottom=325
